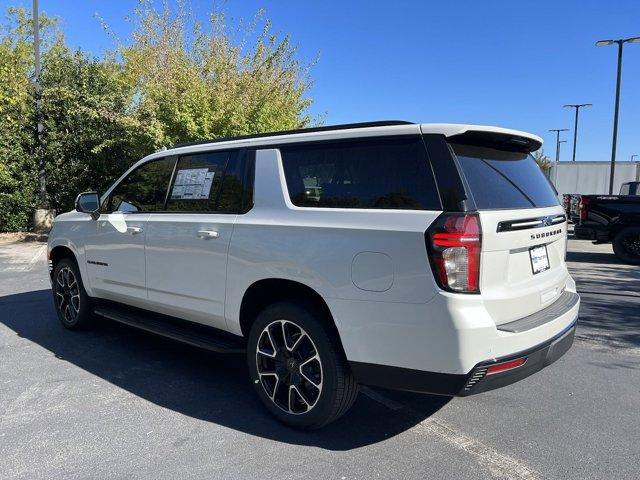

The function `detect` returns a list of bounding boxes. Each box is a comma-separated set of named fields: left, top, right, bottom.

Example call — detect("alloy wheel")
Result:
left=55, top=266, right=80, bottom=324
left=256, top=320, right=323, bottom=414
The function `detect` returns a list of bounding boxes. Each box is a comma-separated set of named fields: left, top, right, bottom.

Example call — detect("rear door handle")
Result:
left=126, top=226, right=143, bottom=235
left=197, top=230, right=219, bottom=239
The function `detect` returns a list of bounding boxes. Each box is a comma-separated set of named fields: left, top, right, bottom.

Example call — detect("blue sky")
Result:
left=3, top=0, right=640, bottom=162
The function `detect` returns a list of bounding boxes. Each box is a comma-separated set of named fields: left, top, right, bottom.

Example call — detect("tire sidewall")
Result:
left=247, top=301, right=344, bottom=429
left=52, top=258, right=93, bottom=329
left=613, top=227, right=640, bottom=265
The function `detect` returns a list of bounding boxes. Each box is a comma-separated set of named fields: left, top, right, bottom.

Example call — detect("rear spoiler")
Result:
left=447, top=130, right=541, bottom=154
left=420, top=124, right=543, bottom=153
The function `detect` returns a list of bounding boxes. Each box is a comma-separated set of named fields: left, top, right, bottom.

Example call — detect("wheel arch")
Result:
left=49, top=245, right=77, bottom=278
left=610, top=217, right=640, bottom=242
left=239, top=278, right=344, bottom=352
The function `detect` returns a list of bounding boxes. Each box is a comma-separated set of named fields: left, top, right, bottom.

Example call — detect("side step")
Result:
left=93, top=305, right=245, bottom=354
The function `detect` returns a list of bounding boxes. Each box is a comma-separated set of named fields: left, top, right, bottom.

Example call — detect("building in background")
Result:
left=549, top=161, right=640, bottom=195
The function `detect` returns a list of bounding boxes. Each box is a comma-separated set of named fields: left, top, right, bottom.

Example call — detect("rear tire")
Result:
left=52, top=258, right=94, bottom=330
left=612, top=227, right=640, bottom=265
left=247, top=301, right=358, bottom=429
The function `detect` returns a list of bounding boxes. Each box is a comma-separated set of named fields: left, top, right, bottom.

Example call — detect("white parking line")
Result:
left=416, top=418, right=544, bottom=480
left=363, top=388, right=544, bottom=480
left=26, top=244, right=47, bottom=270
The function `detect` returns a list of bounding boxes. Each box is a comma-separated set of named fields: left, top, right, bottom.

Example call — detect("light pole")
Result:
left=549, top=129, right=569, bottom=162
left=563, top=103, right=592, bottom=161
left=33, top=0, right=47, bottom=208
left=596, top=36, right=640, bottom=193
left=558, top=140, right=567, bottom=162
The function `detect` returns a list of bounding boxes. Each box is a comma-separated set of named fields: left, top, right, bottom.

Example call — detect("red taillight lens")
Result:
left=579, top=196, right=590, bottom=221
left=486, top=357, right=527, bottom=375
left=426, top=213, right=481, bottom=293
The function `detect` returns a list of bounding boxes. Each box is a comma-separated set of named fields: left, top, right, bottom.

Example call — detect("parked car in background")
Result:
left=47, top=121, right=579, bottom=428
left=575, top=193, right=640, bottom=264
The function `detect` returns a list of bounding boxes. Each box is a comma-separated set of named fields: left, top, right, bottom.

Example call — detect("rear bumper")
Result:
left=350, top=319, right=576, bottom=396
left=458, top=319, right=576, bottom=395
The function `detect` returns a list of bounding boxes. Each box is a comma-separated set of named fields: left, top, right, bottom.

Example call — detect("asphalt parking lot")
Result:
left=1, top=235, right=639, bottom=480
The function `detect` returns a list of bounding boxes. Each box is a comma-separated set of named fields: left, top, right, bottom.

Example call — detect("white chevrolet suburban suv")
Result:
left=48, top=121, right=579, bottom=429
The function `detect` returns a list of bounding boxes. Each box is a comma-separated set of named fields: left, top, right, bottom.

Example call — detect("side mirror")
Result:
left=75, top=191, right=100, bottom=220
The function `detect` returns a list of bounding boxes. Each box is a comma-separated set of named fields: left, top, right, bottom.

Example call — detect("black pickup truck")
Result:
left=574, top=190, right=640, bottom=264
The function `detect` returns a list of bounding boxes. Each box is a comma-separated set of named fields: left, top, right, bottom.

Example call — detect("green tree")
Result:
left=40, top=44, right=143, bottom=211
left=0, top=2, right=316, bottom=231
left=533, top=149, right=552, bottom=175
left=116, top=0, right=317, bottom=148
left=0, top=8, right=40, bottom=231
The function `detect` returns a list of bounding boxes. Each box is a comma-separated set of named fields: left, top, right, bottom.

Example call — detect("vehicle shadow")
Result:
left=0, top=289, right=449, bottom=451
left=566, top=250, right=621, bottom=265
left=567, top=249, right=640, bottom=299
left=564, top=248, right=640, bottom=350
left=577, top=294, right=640, bottom=349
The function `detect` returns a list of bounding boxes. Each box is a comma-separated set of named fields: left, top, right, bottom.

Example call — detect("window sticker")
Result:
left=171, top=168, right=215, bottom=200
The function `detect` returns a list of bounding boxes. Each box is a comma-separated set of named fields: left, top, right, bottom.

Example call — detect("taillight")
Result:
left=426, top=213, right=481, bottom=294
left=579, top=196, right=590, bottom=221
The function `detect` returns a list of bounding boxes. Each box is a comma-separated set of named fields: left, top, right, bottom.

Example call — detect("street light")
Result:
left=596, top=36, right=640, bottom=193
left=33, top=0, right=47, bottom=208
left=549, top=129, right=569, bottom=162
left=558, top=140, right=567, bottom=162
left=563, top=103, right=592, bottom=161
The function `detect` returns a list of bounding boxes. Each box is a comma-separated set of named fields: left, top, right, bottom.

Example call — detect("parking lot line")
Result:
left=362, top=387, right=544, bottom=480
left=26, top=245, right=47, bottom=271
left=416, top=419, right=544, bottom=480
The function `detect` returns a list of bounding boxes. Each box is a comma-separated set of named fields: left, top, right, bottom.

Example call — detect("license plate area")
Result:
left=529, top=244, right=550, bottom=275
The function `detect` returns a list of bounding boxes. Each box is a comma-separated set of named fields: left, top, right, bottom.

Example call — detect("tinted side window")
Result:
left=166, top=151, right=230, bottom=212
left=450, top=143, right=559, bottom=209
left=280, top=137, right=440, bottom=210
left=108, top=158, right=175, bottom=212
left=216, top=152, right=253, bottom=213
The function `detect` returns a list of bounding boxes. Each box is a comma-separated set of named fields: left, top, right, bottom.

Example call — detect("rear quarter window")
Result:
left=280, top=136, right=441, bottom=210
left=450, top=143, right=559, bottom=209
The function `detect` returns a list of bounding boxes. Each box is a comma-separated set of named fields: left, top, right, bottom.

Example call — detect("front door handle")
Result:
left=126, top=226, right=143, bottom=235
left=197, top=230, right=220, bottom=239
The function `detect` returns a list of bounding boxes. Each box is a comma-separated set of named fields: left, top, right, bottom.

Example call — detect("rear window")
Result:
left=280, top=137, right=440, bottom=210
left=450, top=143, right=559, bottom=209
left=620, top=182, right=639, bottom=196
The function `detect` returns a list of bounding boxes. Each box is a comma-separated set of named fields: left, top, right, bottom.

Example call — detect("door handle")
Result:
left=197, top=230, right=219, bottom=239
left=126, top=226, right=143, bottom=235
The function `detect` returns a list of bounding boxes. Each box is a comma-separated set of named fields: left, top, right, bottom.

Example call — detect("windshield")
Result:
left=450, top=143, right=559, bottom=209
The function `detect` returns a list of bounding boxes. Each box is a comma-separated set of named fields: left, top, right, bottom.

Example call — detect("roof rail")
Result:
left=170, top=120, right=415, bottom=149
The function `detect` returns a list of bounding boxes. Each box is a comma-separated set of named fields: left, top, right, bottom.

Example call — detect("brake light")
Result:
left=579, top=196, right=590, bottom=221
left=426, top=213, right=481, bottom=293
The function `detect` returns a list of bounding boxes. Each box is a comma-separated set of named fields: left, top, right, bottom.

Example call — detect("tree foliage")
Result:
left=0, top=2, right=316, bottom=231
left=533, top=149, right=552, bottom=175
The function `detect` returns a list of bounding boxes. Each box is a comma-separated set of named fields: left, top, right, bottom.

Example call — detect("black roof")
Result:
left=170, top=120, right=414, bottom=149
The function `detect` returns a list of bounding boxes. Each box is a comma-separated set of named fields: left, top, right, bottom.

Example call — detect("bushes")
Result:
left=0, top=2, right=316, bottom=231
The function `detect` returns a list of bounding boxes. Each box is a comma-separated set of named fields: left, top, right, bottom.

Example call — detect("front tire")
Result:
left=612, top=227, right=640, bottom=265
left=52, top=258, right=94, bottom=330
left=247, top=301, right=358, bottom=429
